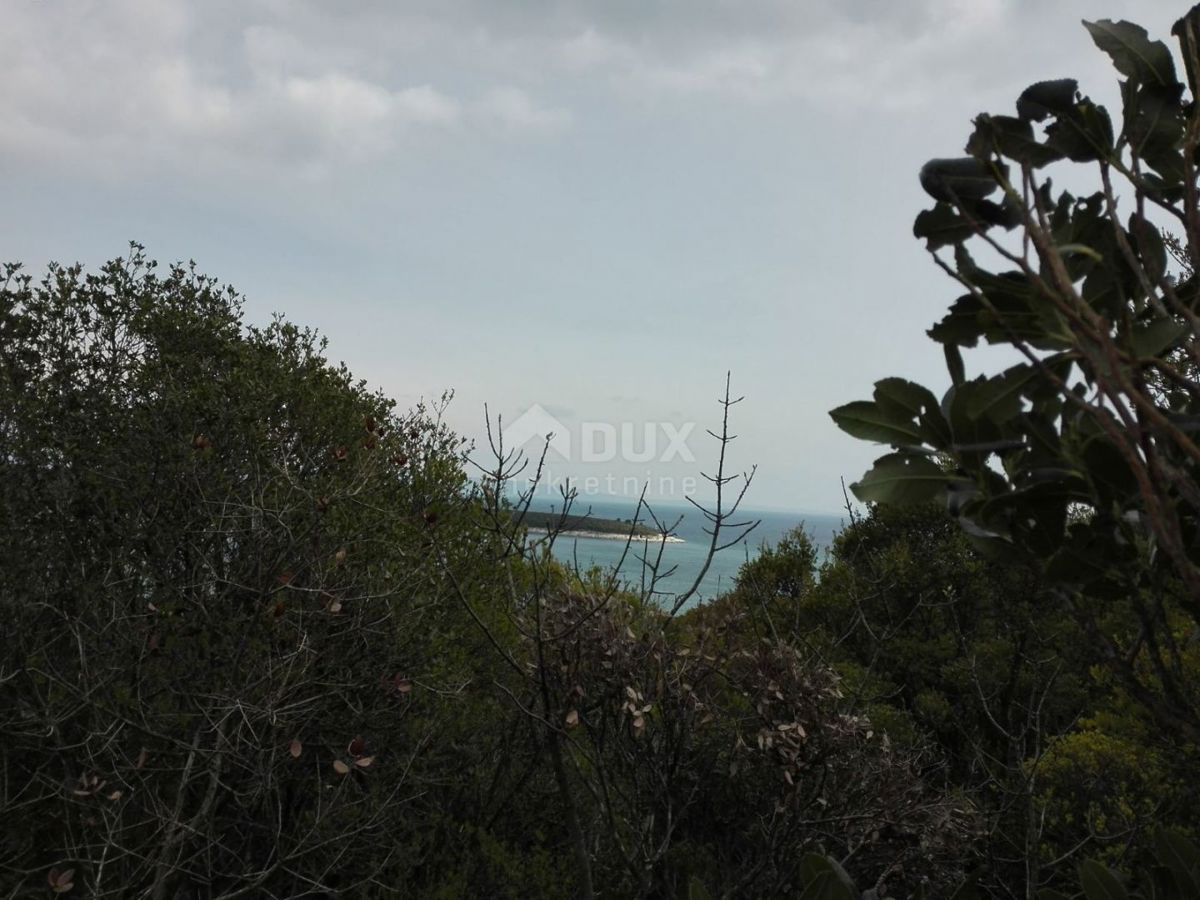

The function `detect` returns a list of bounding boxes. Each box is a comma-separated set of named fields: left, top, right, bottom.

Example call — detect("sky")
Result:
left=0, top=0, right=1191, bottom=514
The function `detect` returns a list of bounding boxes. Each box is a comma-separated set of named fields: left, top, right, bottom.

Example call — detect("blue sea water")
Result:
left=530, top=496, right=847, bottom=603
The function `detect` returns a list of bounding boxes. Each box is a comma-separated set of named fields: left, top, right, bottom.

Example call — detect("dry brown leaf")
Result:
left=332, top=760, right=351, bottom=775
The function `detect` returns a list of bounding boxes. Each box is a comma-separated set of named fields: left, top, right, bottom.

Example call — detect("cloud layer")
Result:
left=0, top=0, right=571, bottom=178
left=0, top=0, right=1101, bottom=181
left=5, top=0, right=1189, bottom=182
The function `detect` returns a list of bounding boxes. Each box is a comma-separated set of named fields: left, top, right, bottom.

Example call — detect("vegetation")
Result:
left=0, top=249, right=964, bottom=897
left=5, top=4, right=1200, bottom=898
left=832, top=6, right=1200, bottom=747
left=825, top=3, right=1200, bottom=897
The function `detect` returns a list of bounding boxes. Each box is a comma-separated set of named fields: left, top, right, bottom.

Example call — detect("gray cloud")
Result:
left=3, top=0, right=1186, bottom=182
left=0, top=0, right=569, bottom=178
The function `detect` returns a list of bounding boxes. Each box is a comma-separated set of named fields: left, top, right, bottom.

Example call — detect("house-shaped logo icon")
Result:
left=502, top=403, right=571, bottom=460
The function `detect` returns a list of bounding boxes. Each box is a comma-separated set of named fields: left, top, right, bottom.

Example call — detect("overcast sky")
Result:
left=0, top=0, right=1190, bottom=513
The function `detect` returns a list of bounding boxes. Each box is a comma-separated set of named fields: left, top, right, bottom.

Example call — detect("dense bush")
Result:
left=728, top=502, right=1200, bottom=896
left=827, top=4, right=1200, bottom=897
left=832, top=5, right=1200, bottom=749
left=0, top=248, right=529, bottom=896
left=0, top=249, right=973, bottom=897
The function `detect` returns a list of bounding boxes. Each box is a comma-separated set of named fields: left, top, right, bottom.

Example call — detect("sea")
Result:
left=528, top=496, right=848, bottom=604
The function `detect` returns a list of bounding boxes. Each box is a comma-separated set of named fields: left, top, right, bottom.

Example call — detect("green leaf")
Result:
left=1124, top=82, right=1186, bottom=183
left=1127, top=213, right=1167, bottom=281
left=829, top=401, right=924, bottom=446
left=1084, top=19, right=1179, bottom=87
left=823, top=856, right=860, bottom=899
left=874, top=378, right=937, bottom=418
left=1051, top=192, right=1109, bottom=280
left=1173, top=7, right=1200, bottom=99
left=967, top=114, right=1063, bottom=168
left=1078, top=858, right=1130, bottom=900
left=1129, top=317, right=1189, bottom=358
left=1074, top=413, right=1138, bottom=499
left=940, top=267, right=1074, bottom=350
left=798, top=872, right=830, bottom=899
left=799, top=852, right=832, bottom=887
left=1154, top=828, right=1200, bottom=893
left=876, top=377, right=953, bottom=449
left=919, top=157, right=1003, bottom=202
left=798, top=872, right=857, bottom=900
left=946, top=380, right=1013, bottom=461
left=1045, top=98, right=1115, bottom=162
left=967, top=364, right=1037, bottom=424
left=798, top=853, right=857, bottom=900
left=1017, top=79, right=1079, bottom=120
left=799, top=872, right=851, bottom=900
left=1081, top=249, right=1131, bottom=318
left=929, top=294, right=985, bottom=347
left=914, top=204, right=975, bottom=249
left=852, top=453, right=947, bottom=506
left=945, top=343, right=966, bottom=386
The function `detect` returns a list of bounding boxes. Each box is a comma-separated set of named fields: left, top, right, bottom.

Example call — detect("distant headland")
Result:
left=521, top=511, right=685, bottom=544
